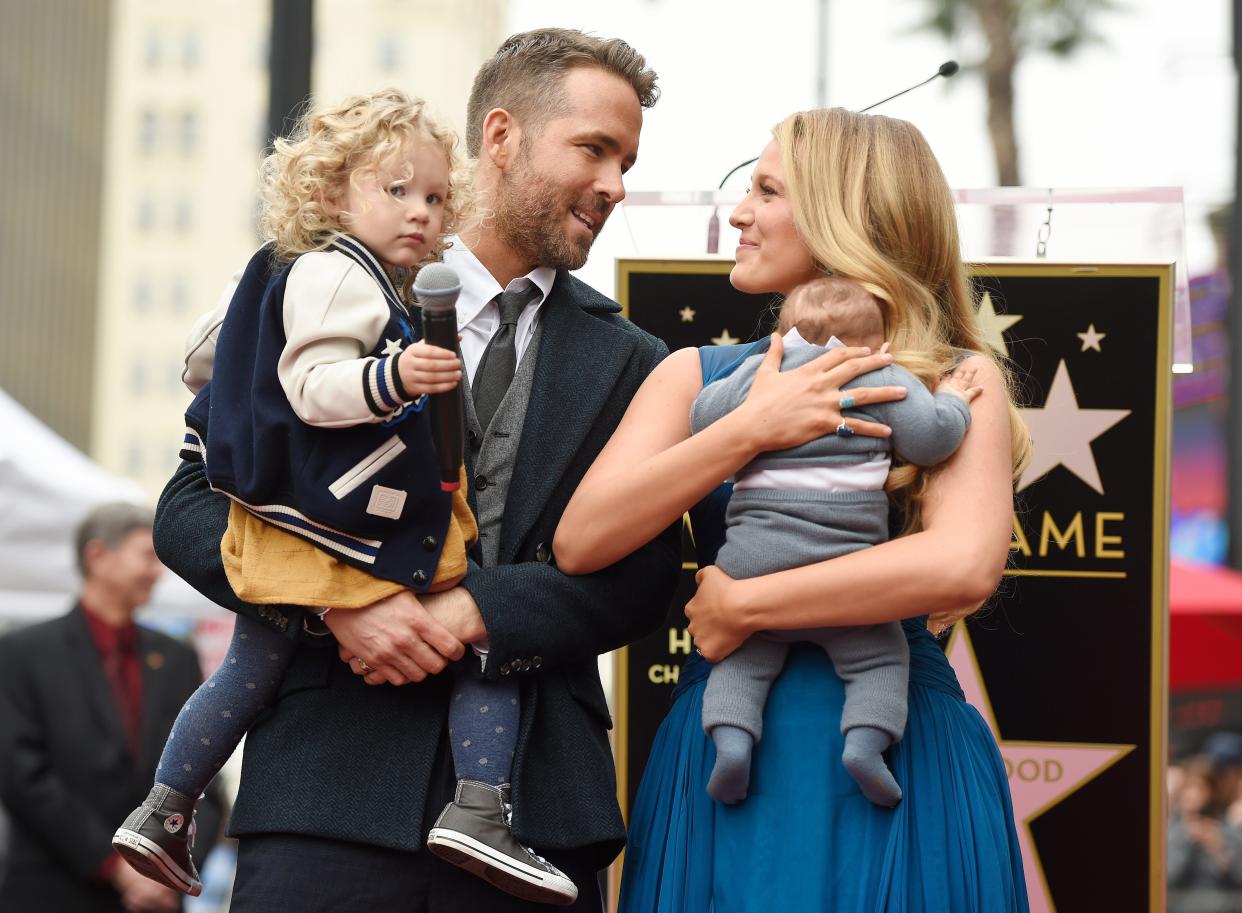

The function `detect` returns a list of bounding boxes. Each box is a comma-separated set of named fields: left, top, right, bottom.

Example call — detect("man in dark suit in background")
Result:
left=0, top=503, right=222, bottom=913
left=153, top=27, right=680, bottom=913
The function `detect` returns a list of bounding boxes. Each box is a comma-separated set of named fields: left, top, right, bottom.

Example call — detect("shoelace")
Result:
left=502, top=801, right=552, bottom=867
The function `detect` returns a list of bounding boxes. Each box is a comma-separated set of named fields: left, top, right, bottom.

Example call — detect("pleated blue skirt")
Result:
left=620, top=641, right=1031, bottom=913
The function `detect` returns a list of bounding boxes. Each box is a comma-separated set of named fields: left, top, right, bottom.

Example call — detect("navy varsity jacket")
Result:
left=182, top=235, right=452, bottom=590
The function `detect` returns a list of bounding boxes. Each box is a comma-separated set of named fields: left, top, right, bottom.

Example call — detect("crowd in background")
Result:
left=1170, top=731, right=1242, bottom=912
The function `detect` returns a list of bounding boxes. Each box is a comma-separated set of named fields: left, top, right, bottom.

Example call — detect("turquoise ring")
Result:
left=840, top=395, right=856, bottom=409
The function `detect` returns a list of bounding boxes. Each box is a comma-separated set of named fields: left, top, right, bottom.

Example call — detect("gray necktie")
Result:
left=473, top=284, right=538, bottom=429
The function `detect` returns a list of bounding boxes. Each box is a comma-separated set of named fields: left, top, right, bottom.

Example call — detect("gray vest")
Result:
left=463, top=319, right=545, bottom=567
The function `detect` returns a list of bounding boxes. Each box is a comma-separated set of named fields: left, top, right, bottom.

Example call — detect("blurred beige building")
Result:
left=3, top=0, right=505, bottom=499
left=0, top=1, right=112, bottom=453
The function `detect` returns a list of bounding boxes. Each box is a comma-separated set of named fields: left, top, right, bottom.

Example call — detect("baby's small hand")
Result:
left=937, top=363, right=982, bottom=404
left=397, top=341, right=461, bottom=398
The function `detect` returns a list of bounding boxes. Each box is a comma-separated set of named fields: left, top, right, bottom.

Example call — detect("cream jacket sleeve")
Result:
left=181, top=270, right=241, bottom=393
left=275, top=250, right=412, bottom=427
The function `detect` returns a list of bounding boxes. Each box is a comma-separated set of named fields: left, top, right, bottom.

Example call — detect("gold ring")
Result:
left=354, top=657, right=374, bottom=674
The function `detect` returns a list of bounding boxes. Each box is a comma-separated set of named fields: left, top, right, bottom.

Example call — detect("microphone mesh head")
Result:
left=413, top=262, right=461, bottom=294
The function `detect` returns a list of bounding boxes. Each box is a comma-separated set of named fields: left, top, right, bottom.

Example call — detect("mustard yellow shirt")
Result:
left=222, top=466, right=478, bottom=608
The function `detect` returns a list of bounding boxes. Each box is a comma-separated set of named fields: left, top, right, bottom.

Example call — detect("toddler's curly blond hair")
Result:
left=259, top=88, right=471, bottom=274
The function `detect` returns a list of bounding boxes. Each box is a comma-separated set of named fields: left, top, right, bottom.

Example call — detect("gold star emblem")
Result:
left=711, top=328, right=740, bottom=345
left=679, top=306, right=697, bottom=323
left=976, top=291, right=1023, bottom=356
left=946, top=625, right=1134, bottom=913
left=1076, top=324, right=1106, bottom=352
left=1018, top=360, right=1129, bottom=494
left=380, top=338, right=404, bottom=357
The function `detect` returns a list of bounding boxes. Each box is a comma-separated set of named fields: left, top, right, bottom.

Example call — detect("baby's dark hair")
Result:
left=779, top=277, right=886, bottom=346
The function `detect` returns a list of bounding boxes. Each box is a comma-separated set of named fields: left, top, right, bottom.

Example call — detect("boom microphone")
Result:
left=712, top=61, right=961, bottom=192
left=413, top=263, right=465, bottom=492
left=859, top=59, right=959, bottom=112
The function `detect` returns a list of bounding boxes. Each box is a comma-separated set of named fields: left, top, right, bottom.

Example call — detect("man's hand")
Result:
left=327, top=589, right=466, bottom=686
left=112, top=861, right=179, bottom=913
left=420, top=586, right=488, bottom=645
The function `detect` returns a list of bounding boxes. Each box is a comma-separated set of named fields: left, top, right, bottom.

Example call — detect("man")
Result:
left=0, top=503, right=222, bottom=913
left=153, top=28, right=681, bottom=912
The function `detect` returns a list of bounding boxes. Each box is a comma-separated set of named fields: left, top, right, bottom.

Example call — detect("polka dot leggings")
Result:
left=448, top=675, right=520, bottom=786
left=155, top=614, right=292, bottom=797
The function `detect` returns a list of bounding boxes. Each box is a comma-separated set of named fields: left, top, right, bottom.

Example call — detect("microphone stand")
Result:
left=706, top=61, right=959, bottom=253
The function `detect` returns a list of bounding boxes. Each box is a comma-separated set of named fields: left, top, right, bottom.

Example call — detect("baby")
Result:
left=691, top=276, right=979, bottom=807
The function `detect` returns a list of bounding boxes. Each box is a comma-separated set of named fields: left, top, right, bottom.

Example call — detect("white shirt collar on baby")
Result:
left=781, top=326, right=845, bottom=350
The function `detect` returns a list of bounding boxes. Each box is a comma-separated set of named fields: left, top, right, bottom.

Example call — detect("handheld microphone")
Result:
left=413, top=263, right=465, bottom=493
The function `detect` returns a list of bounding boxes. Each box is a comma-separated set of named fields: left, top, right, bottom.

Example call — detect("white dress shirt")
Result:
left=441, top=238, right=556, bottom=381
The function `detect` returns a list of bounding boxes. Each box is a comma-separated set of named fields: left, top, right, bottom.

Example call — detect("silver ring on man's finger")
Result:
left=836, top=422, right=854, bottom=437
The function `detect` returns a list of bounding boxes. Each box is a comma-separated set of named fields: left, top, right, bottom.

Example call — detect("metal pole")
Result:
left=1227, top=0, right=1242, bottom=569
left=814, top=0, right=829, bottom=107
left=268, top=0, right=313, bottom=146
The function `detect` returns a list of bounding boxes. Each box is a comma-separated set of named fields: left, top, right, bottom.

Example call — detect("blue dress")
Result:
left=618, top=344, right=1029, bottom=913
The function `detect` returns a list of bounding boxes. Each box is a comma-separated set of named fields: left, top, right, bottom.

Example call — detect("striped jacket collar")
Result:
left=325, top=232, right=407, bottom=315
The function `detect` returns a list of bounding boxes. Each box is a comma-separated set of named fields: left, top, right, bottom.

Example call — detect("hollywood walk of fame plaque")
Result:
left=962, top=262, right=1171, bottom=912
left=610, top=259, right=1171, bottom=912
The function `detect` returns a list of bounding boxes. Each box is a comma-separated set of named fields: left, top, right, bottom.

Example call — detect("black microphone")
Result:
left=859, top=59, right=959, bottom=112
left=413, top=263, right=464, bottom=493
left=711, top=60, right=960, bottom=194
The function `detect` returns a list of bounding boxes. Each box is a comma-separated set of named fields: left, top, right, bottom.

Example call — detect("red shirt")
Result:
left=80, top=602, right=145, bottom=883
left=80, top=601, right=144, bottom=761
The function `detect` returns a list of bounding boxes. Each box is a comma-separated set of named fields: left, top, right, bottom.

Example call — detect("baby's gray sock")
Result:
left=707, top=725, right=755, bottom=805
left=842, top=725, right=902, bottom=807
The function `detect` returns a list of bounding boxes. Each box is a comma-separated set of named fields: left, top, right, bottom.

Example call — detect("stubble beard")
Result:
left=492, top=152, right=603, bottom=272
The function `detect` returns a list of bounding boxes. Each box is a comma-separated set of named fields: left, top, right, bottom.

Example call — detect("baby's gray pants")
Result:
left=701, top=488, right=910, bottom=742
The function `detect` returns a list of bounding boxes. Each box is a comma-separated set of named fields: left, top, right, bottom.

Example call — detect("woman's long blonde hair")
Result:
left=775, top=108, right=1031, bottom=627
left=258, top=88, right=472, bottom=281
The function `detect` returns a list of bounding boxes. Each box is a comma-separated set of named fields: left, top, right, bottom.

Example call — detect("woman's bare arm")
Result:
left=686, top=354, right=1015, bottom=660
left=554, top=338, right=902, bottom=574
left=554, top=348, right=738, bottom=574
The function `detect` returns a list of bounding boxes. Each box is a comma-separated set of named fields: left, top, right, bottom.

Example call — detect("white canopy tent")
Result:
left=0, top=389, right=242, bottom=878
left=0, top=387, right=223, bottom=628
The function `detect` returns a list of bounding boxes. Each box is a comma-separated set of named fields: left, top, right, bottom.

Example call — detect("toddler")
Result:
left=112, top=89, right=577, bottom=906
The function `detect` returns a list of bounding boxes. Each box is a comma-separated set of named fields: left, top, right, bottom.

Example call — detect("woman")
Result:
left=554, top=108, right=1032, bottom=911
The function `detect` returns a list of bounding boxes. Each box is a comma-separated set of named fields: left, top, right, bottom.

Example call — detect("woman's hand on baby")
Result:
left=397, top=341, right=462, bottom=398
left=936, top=363, right=983, bottom=405
left=736, top=332, right=905, bottom=453
left=685, top=565, right=751, bottom=662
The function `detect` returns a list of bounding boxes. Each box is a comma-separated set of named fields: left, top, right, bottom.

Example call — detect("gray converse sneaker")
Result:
left=112, top=785, right=201, bottom=896
left=427, top=780, right=578, bottom=906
